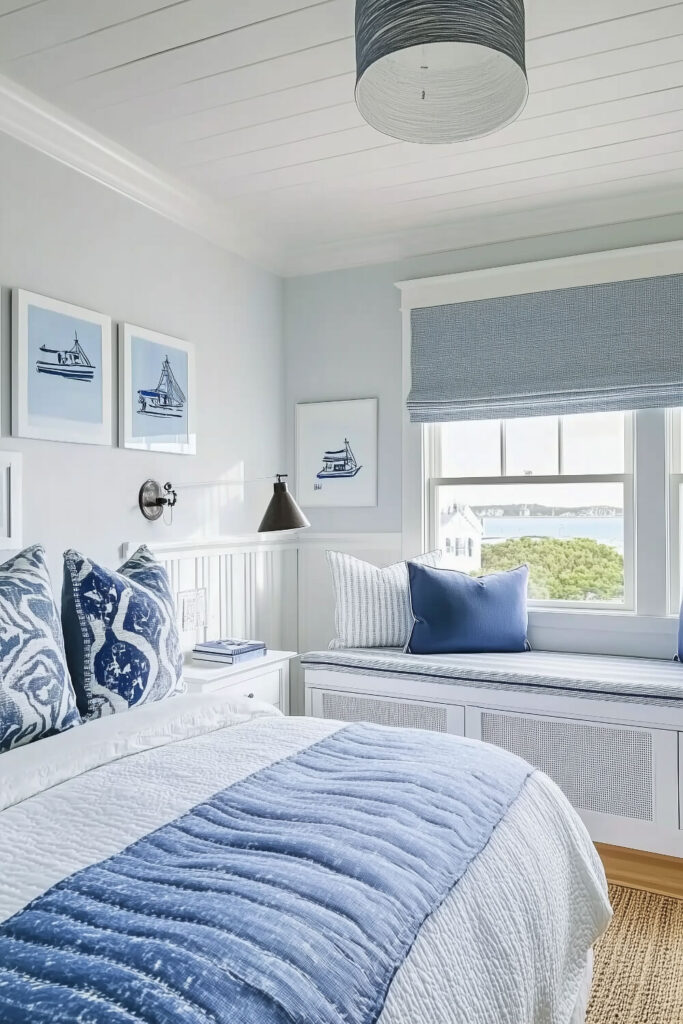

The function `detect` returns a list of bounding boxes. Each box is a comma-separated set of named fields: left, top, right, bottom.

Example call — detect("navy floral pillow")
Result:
left=62, top=545, right=185, bottom=719
left=0, top=545, right=80, bottom=754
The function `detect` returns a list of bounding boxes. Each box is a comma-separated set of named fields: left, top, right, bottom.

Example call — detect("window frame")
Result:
left=667, top=408, right=683, bottom=615
left=399, top=243, right=682, bottom=658
left=424, top=415, right=635, bottom=611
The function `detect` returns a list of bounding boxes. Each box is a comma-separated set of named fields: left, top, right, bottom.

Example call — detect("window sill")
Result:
left=528, top=607, right=677, bottom=659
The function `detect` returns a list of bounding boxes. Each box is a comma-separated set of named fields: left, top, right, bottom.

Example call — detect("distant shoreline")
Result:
left=482, top=515, right=624, bottom=553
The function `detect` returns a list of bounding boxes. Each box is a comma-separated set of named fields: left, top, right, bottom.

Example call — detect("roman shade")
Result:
left=407, top=272, right=683, bottom=422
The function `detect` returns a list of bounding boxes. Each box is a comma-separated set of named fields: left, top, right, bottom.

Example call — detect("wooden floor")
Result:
left=596, top=844, right=683, bottom=901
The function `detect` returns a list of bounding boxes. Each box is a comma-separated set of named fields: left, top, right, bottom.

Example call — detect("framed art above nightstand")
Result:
left=183, top=650, right=295, bottom=715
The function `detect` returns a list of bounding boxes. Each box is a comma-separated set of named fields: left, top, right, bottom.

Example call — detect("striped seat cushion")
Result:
left=301, top=648, right=683, bottom=706
left=326, top=549, right=441, bottom=649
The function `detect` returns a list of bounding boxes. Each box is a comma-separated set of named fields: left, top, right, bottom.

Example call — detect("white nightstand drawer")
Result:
left=183, top=651, right=295, bottom=715
left=228, top=670, right=281, bottom=706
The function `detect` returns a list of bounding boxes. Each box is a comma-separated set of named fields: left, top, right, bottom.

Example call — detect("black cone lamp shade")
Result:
left=258, top=476, right=310, bottom=533
left=355, top=0, right=528, bottom=144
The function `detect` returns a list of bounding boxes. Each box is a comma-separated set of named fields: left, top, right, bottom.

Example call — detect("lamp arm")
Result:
left=173, top=475, right=284, bottom=491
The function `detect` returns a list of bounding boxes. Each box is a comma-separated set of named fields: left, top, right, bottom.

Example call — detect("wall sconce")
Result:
left=137, top=474, right=310, bottom=533
left=138, top=480, right=177, bottom=522
left=258, top=475, right=310, bottom=533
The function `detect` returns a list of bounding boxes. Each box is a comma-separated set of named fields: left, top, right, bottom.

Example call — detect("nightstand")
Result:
left=183, top=650, right=296, bottom=714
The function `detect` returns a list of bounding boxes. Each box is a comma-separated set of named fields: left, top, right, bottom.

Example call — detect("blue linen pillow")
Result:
left=406, top=562, right=529, bottom=655
left=62, top=545, right=185, bottom=719
left=0, top=545, right=80, bottom=753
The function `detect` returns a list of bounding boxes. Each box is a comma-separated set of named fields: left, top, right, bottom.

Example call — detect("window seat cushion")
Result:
left=301, top=648, right=683, bottom=706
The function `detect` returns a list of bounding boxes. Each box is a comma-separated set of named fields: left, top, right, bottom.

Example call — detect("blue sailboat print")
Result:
left=36, top=333, right=95, bottom=382
left=137, top=355, right=186, bottom=418
left=317, top=439, right=362, bottom=479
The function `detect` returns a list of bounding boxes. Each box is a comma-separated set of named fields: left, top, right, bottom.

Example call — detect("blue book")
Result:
left=192, top=649, right=266, bottom=665
left=195, top=638, right=265, bottom=654
left=192, top=639, right=267, bottom=664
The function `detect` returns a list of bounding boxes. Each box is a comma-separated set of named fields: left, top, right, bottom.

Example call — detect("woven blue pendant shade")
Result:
left=355, top=0, right=528, bottom=144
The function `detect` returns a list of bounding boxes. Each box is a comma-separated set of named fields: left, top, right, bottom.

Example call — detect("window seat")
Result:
left=303, top=647, right=683, bottom=857
left=301, top=648, right=683, bottom=706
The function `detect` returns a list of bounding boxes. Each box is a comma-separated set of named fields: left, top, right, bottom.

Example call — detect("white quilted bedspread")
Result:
left=0, top=694, right=611, bottom=1024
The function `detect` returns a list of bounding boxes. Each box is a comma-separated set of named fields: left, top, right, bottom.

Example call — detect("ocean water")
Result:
left=482, top=516, right=623, bottom=553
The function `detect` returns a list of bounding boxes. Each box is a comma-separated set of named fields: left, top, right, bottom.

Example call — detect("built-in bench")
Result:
left=302, top=648, right=683, bottom=858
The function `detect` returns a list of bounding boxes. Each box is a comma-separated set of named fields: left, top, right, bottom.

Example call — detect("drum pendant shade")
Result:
left=355, top=0, right=528, bottom=144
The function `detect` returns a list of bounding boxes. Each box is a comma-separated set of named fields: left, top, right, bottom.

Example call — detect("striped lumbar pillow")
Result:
left=326, top=549, right=442, bottom=650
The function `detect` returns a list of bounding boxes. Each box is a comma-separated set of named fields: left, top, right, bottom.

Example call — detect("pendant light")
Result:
left=355, top=0, right=528, bottom=145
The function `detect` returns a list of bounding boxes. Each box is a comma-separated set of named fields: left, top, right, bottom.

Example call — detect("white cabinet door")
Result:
left=467, top=705, right=681, bottom=855
left=309, top=687, right=464, bottom=735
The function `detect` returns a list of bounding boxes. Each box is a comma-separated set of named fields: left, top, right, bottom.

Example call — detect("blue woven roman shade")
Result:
left=408, top=273, right=683, bottom=422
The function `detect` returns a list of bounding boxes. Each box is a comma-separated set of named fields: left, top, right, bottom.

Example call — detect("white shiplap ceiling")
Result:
left=0, top=0, right=682, bottom=275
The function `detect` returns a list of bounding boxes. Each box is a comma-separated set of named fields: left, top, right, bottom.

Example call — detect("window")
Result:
left=668, top=410, right=683, bottom=612
left=427, top=412, right=634, bottom=607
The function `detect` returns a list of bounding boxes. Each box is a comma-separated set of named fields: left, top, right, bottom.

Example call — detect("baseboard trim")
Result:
left=596, top=843, right=683, bottom=900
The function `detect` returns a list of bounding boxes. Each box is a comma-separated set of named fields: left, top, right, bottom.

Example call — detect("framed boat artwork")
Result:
left=296, top=398, right=378, bottom=508
left=119, top=323, right=196, bottom=455
left=12, top=289, right=112, bottom=445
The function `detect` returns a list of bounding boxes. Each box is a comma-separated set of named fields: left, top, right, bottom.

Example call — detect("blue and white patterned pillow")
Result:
left=62, top=545, right=185, bottom=719
left=0, top=545, right=80, bottom=754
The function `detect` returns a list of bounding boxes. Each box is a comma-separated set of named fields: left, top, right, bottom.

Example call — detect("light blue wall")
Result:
left=0, top=132, right=284, bottom=581
left=285, top=215, right=683, bottom=535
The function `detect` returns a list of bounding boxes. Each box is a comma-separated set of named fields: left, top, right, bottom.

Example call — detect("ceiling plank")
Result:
left=0, top=0, right=47, bottom=16
left=227, top=134, right=683, bottom=236
left=87, top=25, right=683, bottom=145
left=182, top=109, right=683, bottom=195
left=90, top=38, right=356, bottom=135
left=0, top=1, right=184, bottom=61
left=282, top=187, right=683, bottom=275
left=148, top=73, right=683, bottom=172
left=10, top=0, right=353, bottom=101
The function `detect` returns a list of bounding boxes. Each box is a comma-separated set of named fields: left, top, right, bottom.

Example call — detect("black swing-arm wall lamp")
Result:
left=138, top=474, right=310, bottom=533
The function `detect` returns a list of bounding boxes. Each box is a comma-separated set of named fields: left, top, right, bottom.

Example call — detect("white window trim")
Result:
left=398, top=240, right=683, bottom=659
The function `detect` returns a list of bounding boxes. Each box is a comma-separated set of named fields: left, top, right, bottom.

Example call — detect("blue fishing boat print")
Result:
left=36, top=333, right=95, bottom=382
left=317, top=439, right=362, bottom=479
left=138, top=355, right=186, bottom=418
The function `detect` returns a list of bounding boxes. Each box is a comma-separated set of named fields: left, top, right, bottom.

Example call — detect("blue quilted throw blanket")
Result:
left=0, top=724, right=533, bottom=1024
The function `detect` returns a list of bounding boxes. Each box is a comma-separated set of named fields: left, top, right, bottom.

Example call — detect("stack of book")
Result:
left=192, top=639, right=267, bottom=665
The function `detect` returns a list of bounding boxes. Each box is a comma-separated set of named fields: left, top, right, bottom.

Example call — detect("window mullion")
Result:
left=633, top=408, right=668, bottom=617
left=558, top=417, right=564, bottom=475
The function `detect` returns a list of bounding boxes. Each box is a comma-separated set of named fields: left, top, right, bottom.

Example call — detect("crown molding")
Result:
left=0, top=73, right=283, bottom=275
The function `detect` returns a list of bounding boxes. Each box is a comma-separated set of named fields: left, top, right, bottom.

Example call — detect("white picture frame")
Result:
left=0, top=452, right=23, bottom=550
left=119, top=323, right=196, bottom=455
left=12, top=289, right=112, bottom=446
left=296, top=398, right=378, bottom=508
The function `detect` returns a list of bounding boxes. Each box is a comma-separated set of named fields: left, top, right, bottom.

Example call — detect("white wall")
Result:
left=285, top=214, right=683, bottom=537
left=0, top=133, right=285, bottom=587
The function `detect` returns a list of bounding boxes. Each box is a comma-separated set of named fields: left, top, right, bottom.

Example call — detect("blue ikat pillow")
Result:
left=0, top=545, right=80, bottom=753
left=62, top=545, right=185, bottom=719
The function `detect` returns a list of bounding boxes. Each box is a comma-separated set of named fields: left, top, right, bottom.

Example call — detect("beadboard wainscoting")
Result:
left=123, top=534, right=299, bottom=653
left=129, top=533, right=402, bottom=715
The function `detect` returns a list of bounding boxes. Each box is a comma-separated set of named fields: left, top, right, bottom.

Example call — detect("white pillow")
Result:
left=326, top=549, right=442, bottom=650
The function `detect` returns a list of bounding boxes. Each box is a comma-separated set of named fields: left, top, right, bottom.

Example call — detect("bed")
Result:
left=0, top=692, right=611, bottom=1024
